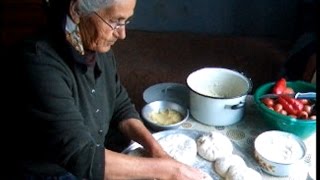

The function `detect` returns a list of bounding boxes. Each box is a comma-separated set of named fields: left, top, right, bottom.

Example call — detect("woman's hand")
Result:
left=104, top=150, right=209, bottom=180
left=159, top=158, right=210, bottom=180
left=119, top=119, right=171, bottom=159
left=118, top=119, right=211, bottom=179
left=149, top=148, right=172, bottom=159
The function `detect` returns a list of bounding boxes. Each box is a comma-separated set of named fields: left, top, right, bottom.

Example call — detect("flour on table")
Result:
left=245, top=167, right=262, bottom=180
left=157, top=133, right=197, bottom=166
left=200, top=170, right=213, bottom=180
left=196, top=131, right=233, bottom=161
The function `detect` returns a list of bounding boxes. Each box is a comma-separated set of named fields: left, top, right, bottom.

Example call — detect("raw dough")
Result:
left=214, top=154, right=246, bottom=177
left=157, top=133, right=197, bottom=165
left=226, top=166, right=262, bottom=180
left=196, top=131, right=233, bottom=161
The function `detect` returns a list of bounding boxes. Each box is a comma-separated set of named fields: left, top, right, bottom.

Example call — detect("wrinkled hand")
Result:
left=161, top=158, right=210, bottom=180
left=148, top=147, right=209, bottom=180
left=147, top=145, right=171, bottom=159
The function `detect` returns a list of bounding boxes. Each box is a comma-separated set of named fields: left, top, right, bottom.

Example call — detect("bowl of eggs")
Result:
left=141, top=100, right=189, bottom=131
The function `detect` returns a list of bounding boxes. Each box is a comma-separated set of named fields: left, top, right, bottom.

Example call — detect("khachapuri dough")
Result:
left=157, top=133, right=197, bottom=165
left=196, top=131, right=233, bottom=161
left=226, top=166, right=262, bottom=180
left=214, top=154, right=246, bottom=177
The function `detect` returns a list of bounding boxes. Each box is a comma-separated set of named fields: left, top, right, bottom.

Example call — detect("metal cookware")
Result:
left=186, top=67, right=252, bottom=126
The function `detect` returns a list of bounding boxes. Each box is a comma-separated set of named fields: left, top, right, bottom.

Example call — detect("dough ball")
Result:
left=226, top=166, right=262, bottom=180
left=158, top=133, right=197, bottom=165
left=214, top=154, right=246, bottom=177
left=225, top=166, right=246, bottom=180
left=196, top=131, right=233, bottom=161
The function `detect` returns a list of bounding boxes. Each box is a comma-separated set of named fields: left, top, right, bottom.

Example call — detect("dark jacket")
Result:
left=8, top=32, right=140, bottom=179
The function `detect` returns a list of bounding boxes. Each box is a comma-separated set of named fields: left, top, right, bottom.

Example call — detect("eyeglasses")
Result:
left=94, top=12, right=130, bottom=31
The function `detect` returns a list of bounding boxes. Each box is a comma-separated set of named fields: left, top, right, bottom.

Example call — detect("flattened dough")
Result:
left=158, top=133, right=197, bottom=165
left=197, top=131, right=233, bottom=161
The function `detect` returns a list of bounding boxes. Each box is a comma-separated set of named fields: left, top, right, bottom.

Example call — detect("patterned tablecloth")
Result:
left=178, top=95, right=316, bottom=180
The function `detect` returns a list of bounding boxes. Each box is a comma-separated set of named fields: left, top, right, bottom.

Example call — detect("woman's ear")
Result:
left=69, top=0, right=80, bottom=23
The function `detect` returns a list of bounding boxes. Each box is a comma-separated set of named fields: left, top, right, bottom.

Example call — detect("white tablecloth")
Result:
left=178, top=95, right=316, bottom=180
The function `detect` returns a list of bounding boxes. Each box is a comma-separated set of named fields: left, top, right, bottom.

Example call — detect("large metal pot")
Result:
left=186, top=67, right=252, bottom=126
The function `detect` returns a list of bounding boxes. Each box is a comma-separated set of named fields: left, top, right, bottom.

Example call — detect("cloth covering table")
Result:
left=178, top=95, right=316, bottom=180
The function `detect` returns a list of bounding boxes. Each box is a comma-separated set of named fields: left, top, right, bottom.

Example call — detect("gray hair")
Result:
left=78, top=0, right=122, bottom=15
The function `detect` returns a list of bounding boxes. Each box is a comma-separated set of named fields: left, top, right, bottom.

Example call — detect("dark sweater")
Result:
left=13, top=33, right=140, bottom=179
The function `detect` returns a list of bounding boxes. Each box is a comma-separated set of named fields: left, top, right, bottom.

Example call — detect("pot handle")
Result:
left=162, top=85, right=176, bottom=94
left=225, top=101, right=245, bottom=110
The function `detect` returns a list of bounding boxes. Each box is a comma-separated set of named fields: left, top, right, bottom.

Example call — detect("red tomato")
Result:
left=298, top=111, right=309, bottom=119
left=283, top=87, right=294, bottom=94
left=303, top=105, right=312, bottom=114
left=309, top=115, right=316, bottom=120
left=298, top=99, right=309, bottom=105
left=262, top=98, right=274, bottom=107
left=280, top=109, right=287, bottom=115
left=272, top=78, right=287, bottom=94
left=281, top=95, right=304, bottom=111
left=278, top=96, right=298, bottom=115
left=273, top=103, right=283, bottom=112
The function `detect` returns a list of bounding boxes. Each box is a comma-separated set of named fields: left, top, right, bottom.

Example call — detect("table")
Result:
left=178, top=95, right=316, bottom=180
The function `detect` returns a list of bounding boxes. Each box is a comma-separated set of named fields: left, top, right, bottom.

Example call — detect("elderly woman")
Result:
left=12, top=0, right=207, bottom=179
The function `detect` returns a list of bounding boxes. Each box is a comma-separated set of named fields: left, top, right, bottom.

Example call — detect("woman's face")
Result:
left=79, top=0, right=136, bottom=53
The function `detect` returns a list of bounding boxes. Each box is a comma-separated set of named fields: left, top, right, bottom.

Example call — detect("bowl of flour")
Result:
left=254, top=130, right=307, bottom=177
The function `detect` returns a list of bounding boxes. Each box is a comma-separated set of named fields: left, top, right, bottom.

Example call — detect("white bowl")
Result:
left=254, top=130, right=307, bottom=177
left=141, top=101, right=189, bottom=131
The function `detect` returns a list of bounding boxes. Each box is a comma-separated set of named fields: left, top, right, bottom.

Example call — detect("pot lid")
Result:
left=143, top=83, right=189, bottom=108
